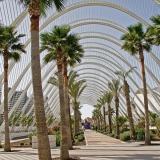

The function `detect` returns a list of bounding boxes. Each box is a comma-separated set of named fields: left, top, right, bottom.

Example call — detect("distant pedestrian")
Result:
left=82, top=125, right=85, bottom=131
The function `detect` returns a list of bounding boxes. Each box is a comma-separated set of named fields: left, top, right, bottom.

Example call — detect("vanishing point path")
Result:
left=0, top=129, right=160, bottom=160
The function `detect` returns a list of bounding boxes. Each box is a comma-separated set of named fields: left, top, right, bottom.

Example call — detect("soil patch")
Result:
left=11, top=138, right=31, bottom=148
left=74, top=140, right=86, bottom=146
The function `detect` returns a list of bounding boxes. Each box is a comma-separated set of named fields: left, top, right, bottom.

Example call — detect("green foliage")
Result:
left=109, top=133, right=114, bottom=137
left=156, top=119, right=160, bottom=137
left=56, top=133, right=61, bottom=146
left=120, top=131, right=130, bottom=141
left=149, top=111, right=159, bottom=126
left=77, top=135, right=84, bottom=142
left=28, top=132, right=37, bottom=143
left=46, top=115, right=54, bottom=127
left=135, top=128, right=145, bottom=140
left=116, top=116, right=127, bottom=127
left=136, top=117, right=145, bottom=128
left=0, top=143, right=3, bottom=148
left=78, top=130, right=84, bottom=135
left=52, top=131, right=61, bottom=146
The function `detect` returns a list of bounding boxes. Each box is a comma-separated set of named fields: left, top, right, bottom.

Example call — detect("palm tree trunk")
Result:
left=29, top=1, right=51, bottom=159
left=115, top=95, right=120, bottom=137
left=57, top=48, right=69, bottom=159
left=103, top=106, right=106, bottom=132
left=139, top=46, right=151, bottom=145
left=97, top=116, right=100, bottom=130
left=63, top=58, right=73, bottom=149
left=68, top=97, right=74, bottom=144
left=124, top=80, right=135, bottom=140
left=3, top=50, right=11, bottom=152
left=74, top=101, right=79, bottom=136
left=108, top=104, right=112, bottom=134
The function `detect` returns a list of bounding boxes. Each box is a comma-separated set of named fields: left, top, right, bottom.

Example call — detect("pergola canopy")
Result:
left=0, top=0, right=160, bottom=130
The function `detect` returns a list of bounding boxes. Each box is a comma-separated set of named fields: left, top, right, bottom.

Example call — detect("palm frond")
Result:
left=48, top=76, right=58, bottom=86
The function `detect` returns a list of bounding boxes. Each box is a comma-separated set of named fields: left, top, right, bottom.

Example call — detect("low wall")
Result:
left=0, top=132, right=32, bottom=142
left=32, top=135, right=56, bottom=149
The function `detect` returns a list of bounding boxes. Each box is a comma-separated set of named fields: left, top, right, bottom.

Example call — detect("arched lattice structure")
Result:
left=0, top=0, right=160, bottom=131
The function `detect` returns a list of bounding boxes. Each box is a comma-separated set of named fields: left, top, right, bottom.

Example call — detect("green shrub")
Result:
left=0, top=143, right=3, bottom=148
left=135, top=128, right=145, bottom=140
left=55, top=134, right=61, bottom=146
left=109, top=133, right=114, bottom=137
left=28, top=132, right=37, bottom=143
left=74, top=136, right=77, bottom=139
left=120, top=131, right=130, bottom=141
left=78, top=130, right=84, bottom=135
left=20, top=142, right=24, bottom=146
left=77, top=135, right=84, bottom=142
left=52, top=131, right=61, bottom=146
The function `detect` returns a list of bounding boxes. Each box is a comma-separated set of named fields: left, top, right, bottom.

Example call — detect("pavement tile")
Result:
left=0, top=130, right=160, bottom=160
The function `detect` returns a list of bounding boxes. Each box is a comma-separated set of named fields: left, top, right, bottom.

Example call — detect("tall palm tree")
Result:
left=108, top=79, right=121, bottom=137
left=93, top=104, right=102, bottom=130
left=20, top=115, right=27, bottom=131
left=97, top=97, right=106, bottom=132
left=147, top=15, right=160, bottom=45
left=115, top=67, right=136, bottom=140
left=48, top=70, right=80, bottom=146
left=11, top=111, right=21, bottom=132
left=42, top=27, right=83, bottom=150
left=69, top=79, right=87, bottom=136
left=63, top=34, right=83, bottom=149
left=41, top=25, right=71, bottom=159
left=46, top=115, right=54, bottom=127
left=16, top=1, right=67, bottom=159
left=121, top=23, right=151, bottom=145
left=0, top=25, right=25, bottom=152
left=104, top=91, right=113, bottom=134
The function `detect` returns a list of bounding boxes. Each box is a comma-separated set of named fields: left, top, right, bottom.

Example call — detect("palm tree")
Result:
left=48, top=70, right=80, bottom=147
left=20, top=115, right=27, bottom=131
left=16, top=1, right=67, bottom=159
left=93, top=104, right=102, bottom=130
left=115, top=67, right=136, bottom=140
left=11, top=112, right=21, bottom=132
left=147, top=15, right=160, bottom=45
left=117, top=116, right=128, bottom=133
left=108, top=79, right=121, bottom=137
left=42, top=26, right=83, bottom=150
left=41, top=25, right=71, bottom=159
left=63, top=34, right=83, bottom=149
left=69, top=79, right=87, bottom=136
left=121, top=23, right=151, bottom=145
left=46, top=115, right=54, bottom=127
left=104, top=91, right=113, bottom=134
left=0, top=25, right=25, bottom=152
left=149, top=111, right=159, bottom=127
left=97, top=97, right=106, bottom=132
left=26, top=116, right=34, bottom=130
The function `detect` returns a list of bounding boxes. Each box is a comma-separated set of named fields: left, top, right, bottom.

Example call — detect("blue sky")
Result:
left=80, top=104, right=94, bottom=120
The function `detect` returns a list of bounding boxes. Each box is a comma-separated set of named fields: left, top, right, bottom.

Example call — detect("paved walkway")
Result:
left=84, top=130, right=123, bottom=145
left=0, top=130, right=160, bottom=160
